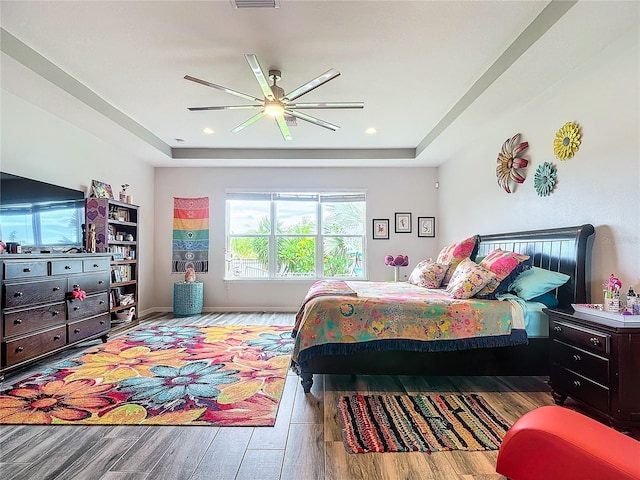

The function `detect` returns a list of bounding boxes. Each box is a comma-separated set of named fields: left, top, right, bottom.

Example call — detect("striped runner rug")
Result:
left=337, top=393, right=510, bottom=453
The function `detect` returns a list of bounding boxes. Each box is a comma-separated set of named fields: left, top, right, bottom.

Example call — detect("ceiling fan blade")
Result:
left=285, top=109, right=339, bottom=131
left=275, top=115, right=293, bottom=141
left=231, top=111, right=266, bottom=133
left=184, top=75, right=262, bottom=103
left=245, top=54, right=275, bottom=101
left=284, top=69, right=341, bottom=102
left=188, top=104, right=263, bottom=111
left=286, top=102, right=364, bottom=109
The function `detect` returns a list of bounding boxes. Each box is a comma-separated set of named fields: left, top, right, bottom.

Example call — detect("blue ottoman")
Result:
left=173, top=282, right=203, bottom=316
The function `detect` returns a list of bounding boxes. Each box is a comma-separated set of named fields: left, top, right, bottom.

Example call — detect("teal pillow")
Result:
left=509, top=266, right=570, bottom=300
left=530, top=292, right=559, bottom=308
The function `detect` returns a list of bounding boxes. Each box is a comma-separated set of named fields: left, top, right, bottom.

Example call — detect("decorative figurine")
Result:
left=87, top=224, right=97, bottom=253
left=185, top=267, right=196, bottom=283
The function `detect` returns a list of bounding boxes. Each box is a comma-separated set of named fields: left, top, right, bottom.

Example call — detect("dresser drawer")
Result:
left=67, top=292, right=109, bottom=321
left=68, top=272, right=109, bottom=294
left=83, top=258, right=110, bottom=272
left=51, top=259, right=83, bottom=276
left=551, top=365, right=610, bottom=413
left=4, top=325, right=67, bottom=367
left=67, top=314, right=109, bottom=343
left=551, top=340, right=609, bottom=386
left=4, top=279, right=67, bottom=308
left=551, top=320, right=610, bottom=355
left=4, top=261, right=48, bottom=279
left=3, top=302, right=66, bottom=337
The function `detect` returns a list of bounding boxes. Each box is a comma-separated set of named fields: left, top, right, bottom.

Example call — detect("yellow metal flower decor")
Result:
left=534, top=162, right=557, bottom=197
left=496, top=133, right=529, bottom=193
left=553, top=122, right=581, bottom=160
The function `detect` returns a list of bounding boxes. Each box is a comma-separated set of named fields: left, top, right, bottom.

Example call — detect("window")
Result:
left=226, top=192, right=366, bottom=279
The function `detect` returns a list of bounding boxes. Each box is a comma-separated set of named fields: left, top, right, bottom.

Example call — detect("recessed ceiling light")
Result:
left=365, top=127, right=377, bottom=135
left=202, top=127, right=215, bottom=135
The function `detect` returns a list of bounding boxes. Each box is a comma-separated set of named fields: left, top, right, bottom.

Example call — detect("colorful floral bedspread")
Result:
left=292, top=281, right=520, bottom=364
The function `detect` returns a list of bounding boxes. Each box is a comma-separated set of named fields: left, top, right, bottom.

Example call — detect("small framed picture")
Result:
left=418, top=217, right=435, bottom=237
left=395, top=212, right=412, bottom=233
left=91, top=180, right=114, bottom=199
left=372, top=219, right=389, bottom=240
left=112, top=253, right=124, bottom=261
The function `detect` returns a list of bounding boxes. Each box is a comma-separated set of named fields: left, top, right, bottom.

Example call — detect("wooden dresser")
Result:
left=546, top=308, right=640, bottom=431
left=1, top=253, right=112, bottom=378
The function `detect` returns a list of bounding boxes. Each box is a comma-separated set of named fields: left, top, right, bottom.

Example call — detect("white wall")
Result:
left=154, top=167, right=439, bottom=311
left=1, top=91, right=157, bottom=314
left=438, top=24, right=640, bottom=302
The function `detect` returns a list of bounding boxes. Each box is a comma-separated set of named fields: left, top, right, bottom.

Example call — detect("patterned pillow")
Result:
left=407, top=259, right=448, bottom=288
left=445, top=258, right=497, bottom=299
left=476, top=249, right=531, bottom=297
left=436, top=235, right=479, bottom=285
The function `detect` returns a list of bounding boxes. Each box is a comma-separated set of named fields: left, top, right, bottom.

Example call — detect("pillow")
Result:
left=436, top=235, right=479, bottom=285
left=475, top=249, right=531, bottom=297
left=407, top=259, right=448, bottom=288
left=530, top=292, right=559, bottom=308
left=509, top=266, right=570, bottom=300
left=445, top=258, right=497, bottom=299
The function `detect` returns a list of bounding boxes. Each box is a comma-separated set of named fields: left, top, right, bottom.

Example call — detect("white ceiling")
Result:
left=0, top=1, right=636, bottom=167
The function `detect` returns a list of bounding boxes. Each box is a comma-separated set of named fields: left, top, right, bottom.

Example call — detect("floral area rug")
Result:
left=338, top=393, right=510, bottom=453
left=0, top=325, right=294, bottom=426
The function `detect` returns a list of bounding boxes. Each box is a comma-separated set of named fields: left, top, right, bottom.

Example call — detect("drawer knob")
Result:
left=99, top=300, right=105, bottom=304
left=573, top=380, right=581, bottom=388
left=65, top=265, right=72, bottom=270
left=14, top=319, right=22, bottom=325
left=100, top=320, right=105, bottom=325
left=14, top=291, right=23, bottom=297
left=23, top=267, right=31, bottom=273
left=74, top=306, right=80, bottom=311
left=93, top=264, right=100, bottom=268
left=572, top=354, right=581, bottom=362
left=590, top=337, right=600, bottom=346
left=74, top=328, right=81, bottom=334
left=54, top=335, right=61, bottom=341
left=98, top=280, right=105, bottom=285
left=73, top=284, right=80, bottom=289
left=52, top=310, right=59, bottom=316
left=53, top=287, right=60, bottom=292
left=553, top=325, right=562, bottom=333
left=16, top=346, right=24, bottom=353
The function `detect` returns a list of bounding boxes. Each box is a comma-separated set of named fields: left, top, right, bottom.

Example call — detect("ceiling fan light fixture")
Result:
left=264, top=101, right=284, bottom=117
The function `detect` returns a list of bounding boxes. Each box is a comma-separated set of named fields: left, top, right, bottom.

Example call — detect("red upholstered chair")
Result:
left=496, top=405, right=640, bottom=480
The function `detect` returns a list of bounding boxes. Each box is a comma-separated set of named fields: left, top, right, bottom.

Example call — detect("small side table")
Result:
left=173, top=281, right=203, bottom=316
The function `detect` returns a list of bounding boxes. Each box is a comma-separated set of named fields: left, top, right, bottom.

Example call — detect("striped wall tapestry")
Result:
left=172, top=197, right=209, bottom=273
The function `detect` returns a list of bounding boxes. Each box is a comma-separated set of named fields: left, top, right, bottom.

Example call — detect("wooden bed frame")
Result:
left=296, top=224, right=595, bottom=393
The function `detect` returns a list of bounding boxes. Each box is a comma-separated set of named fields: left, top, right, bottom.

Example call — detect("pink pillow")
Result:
left=445, top=258, right=497, bottom=299
left=436, top=235, right=478, bottom=285
left=476, top=249, right=530, bottom=296
left=408, top=259, right=447, bottom=288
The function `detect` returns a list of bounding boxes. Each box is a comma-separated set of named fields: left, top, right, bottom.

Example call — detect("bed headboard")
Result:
left=477, top=224, right=595, bottom=309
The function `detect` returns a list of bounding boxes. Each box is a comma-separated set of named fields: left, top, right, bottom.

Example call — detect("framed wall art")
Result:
left=91, top=180, right=114, bottom=199
left=372, top=219, right=389, bottom=239
left=394, top=212, right=412, bottom=233
left=418, top=216, right=435, bottom=237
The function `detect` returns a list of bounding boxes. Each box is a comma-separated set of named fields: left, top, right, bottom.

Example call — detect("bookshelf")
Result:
left=85, top=198, right=139, bottom=329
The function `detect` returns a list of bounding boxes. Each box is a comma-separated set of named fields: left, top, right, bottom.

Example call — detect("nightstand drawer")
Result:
left=4, top=325, right=67, bottom=367
left=551, top=365, right=610, bottom=413
left=551, top=339, right=609, bottom=385
left=4, top=279, right=67, bottom=308
left=67, top=292, right=109, bottom=321
left=551, top=320, right=610, bottom=355
left=83, top=258, right=110, bottom=272
left=51, top=259, right=83, bottom=276
left=68, top=272, right=109, bottom=294
left=67, top=314, right=109, bottom=343
left=3, top=302, right=66, bottom=337
left=3, top=261, right=48, bottom=279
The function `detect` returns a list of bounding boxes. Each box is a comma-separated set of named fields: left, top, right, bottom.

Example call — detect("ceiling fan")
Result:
left=184, top=54, right=364, bottom=140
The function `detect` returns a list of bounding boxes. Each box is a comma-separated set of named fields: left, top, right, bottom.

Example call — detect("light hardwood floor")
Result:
left=0, top=312, right=556, bottom=480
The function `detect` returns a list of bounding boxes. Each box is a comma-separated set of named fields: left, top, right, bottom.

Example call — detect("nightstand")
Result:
left=545, top=308, right=640, bottom=431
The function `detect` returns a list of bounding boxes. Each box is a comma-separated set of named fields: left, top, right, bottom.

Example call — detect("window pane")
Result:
left=277, top=236, right=315, bottom=277
left=321, top=201, right=365, bottom=235
left=323, top=237, right=364, bottom=277
left=228, top=200, right=270, bottom=235
left=275, top=200, right=317, bottom=234
left=39, top=207, right=81, bottom=245
left=0, top=211, right=35, bottom=245
left=227, top=236, right=269, bottom=278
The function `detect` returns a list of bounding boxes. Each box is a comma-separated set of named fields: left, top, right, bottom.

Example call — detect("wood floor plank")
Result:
left=290, top=374, right=324, bottom=424
left=235, top=449, right=285, bottom=480
left=2, top=462, right=31, bottom=480
left=188, top=427, right=254, bottom=480
left=99, top=472, right=151, bottom=480
left=110, top=426, right=185, bottom=473
left=248, top=373, right=297, bottom=450
left=62, top=437, right=137, bottom=480
left=144, top=426, right=219, bottom=480
left=281, top=422, right=324, bottom=480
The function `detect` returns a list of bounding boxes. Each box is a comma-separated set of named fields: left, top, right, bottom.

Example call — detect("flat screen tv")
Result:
left=0, top=172, right=86, bottom=252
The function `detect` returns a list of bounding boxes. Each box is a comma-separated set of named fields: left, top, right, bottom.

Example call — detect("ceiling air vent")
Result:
left=231, top=0, right=280, bottom=8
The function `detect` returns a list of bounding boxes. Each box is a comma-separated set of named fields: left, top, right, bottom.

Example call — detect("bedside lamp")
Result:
left=385, top=254, right=409, bottom=282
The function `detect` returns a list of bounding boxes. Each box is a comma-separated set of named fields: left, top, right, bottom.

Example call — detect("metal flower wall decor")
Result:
left=496, top=133, right=529, bottom=193
left=534, top=162, right=557, bottom=197
left=553, top=122, right=581, bottom=160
